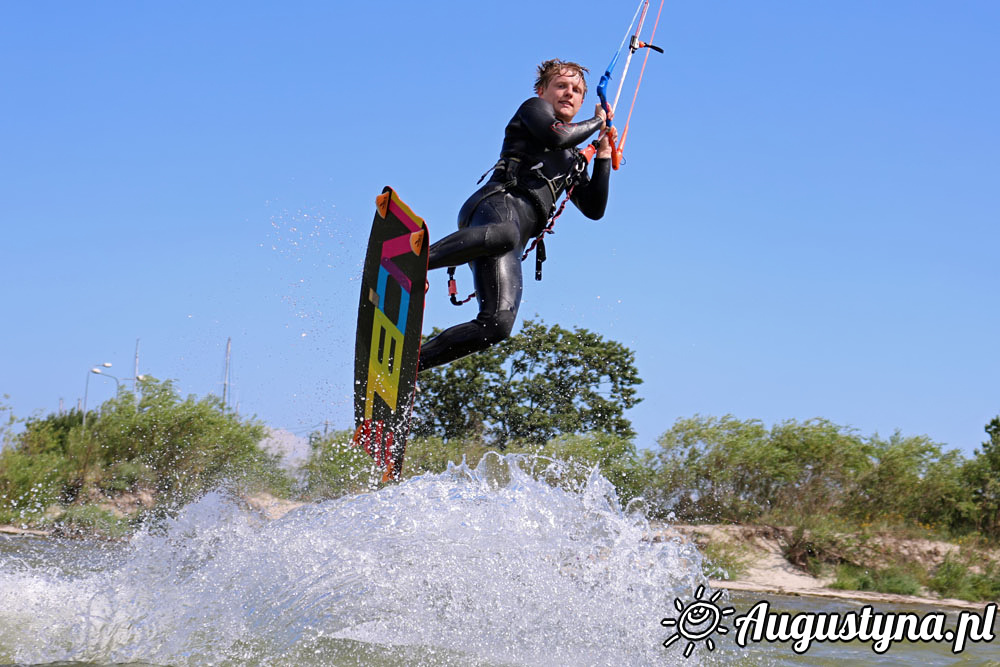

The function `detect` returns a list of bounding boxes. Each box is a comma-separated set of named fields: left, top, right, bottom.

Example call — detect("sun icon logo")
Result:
left=660, top=585, right=735, bottom=658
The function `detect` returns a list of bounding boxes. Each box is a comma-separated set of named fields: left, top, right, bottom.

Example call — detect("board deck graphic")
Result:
left=352, top=186, right=429, bottom=481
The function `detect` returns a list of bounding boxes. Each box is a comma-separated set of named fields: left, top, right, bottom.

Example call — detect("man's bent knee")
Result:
left=477, top=310, right=517, bottom=346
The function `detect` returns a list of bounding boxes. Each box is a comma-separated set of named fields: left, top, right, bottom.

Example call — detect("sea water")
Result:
left=0, top=454, right=708, bottom=666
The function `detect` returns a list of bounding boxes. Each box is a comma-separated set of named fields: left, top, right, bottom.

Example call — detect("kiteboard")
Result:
left=352, top=186, right=429, bottom=482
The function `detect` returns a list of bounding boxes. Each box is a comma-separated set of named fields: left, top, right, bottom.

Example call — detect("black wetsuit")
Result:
left=417, top=97, right=611, bottom=372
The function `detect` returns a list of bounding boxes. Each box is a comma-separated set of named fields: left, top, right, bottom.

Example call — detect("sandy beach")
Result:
left=660, top=523, right=989, bottom=611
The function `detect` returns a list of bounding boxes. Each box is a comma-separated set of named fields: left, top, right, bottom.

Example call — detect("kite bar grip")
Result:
left=597, top=88, right=613, bottom=129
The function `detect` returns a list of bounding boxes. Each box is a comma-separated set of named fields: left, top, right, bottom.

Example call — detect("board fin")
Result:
left=410, top=229, right=425, bottom=255
left=375, top=191, right=391, bottom=219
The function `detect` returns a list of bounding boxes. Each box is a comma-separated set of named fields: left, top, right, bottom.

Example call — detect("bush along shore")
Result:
left=0, top=379, right=292, bottom=538
left=3, top=382, right=1000, bottom=603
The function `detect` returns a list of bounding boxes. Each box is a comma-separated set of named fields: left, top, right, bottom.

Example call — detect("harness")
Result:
left=447, top=150, right=589, bottom=306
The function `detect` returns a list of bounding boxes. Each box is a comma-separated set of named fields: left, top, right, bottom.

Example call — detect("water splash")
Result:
left=0, top=454, right=706, bottom=666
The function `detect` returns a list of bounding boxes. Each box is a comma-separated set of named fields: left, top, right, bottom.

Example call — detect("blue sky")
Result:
left=2, top=1, right=997, bottom=456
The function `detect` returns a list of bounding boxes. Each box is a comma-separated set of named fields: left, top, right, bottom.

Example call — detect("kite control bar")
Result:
left=586, top=0, right=665, bottom=169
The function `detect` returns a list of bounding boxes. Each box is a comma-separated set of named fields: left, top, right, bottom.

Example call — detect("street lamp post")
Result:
left=91, top=368, right=121, bottom=391
left=82, top=362, right=113, bottom=430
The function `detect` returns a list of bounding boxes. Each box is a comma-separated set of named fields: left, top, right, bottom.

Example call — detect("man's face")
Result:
left=537, top=70, right=585, bottom=122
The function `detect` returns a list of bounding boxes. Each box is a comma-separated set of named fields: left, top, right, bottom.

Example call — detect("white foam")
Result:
left=0, top=453, right=706, bottom=665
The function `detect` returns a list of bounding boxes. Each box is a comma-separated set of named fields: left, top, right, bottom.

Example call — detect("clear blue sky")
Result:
left=2, top=1, right=997, bottom=455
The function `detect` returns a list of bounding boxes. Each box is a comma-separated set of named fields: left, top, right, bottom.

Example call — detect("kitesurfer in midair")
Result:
left=418, top=59, right=617, bottom=372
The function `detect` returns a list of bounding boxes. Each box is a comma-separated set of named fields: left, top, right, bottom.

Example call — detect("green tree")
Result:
left=89, top=377, right=287, bottom=501
left=850, top=431, right=971, bottom=529
left=0, top=378, right=291, bottom=525
left=1, top=409, right=87, bottom=514
left=963, top=416, right=1000, bottom=537
left=766, top=419, right=871, bottom=515
left=410, top=338, right=497, bottom=442
left=650, top=416, right=871, bottom=522
left=0, top=394, right=15, bottom=449
left=651, top=415, right=973, bottom=530
left=651, top=415, right=778, bottom=521
left=0, top=446, right=70, bottom=523
left=412, top=319, right=642, bottom=447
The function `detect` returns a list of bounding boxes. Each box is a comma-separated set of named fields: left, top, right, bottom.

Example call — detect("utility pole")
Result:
left=222, top=337, right=232, bottom=410
left=134, top=338, right=141, bottom=392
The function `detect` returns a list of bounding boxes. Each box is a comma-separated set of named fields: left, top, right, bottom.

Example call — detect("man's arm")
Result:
left=517, top=98, right=605, bottom=150
left=570, top=157, right=611, bottom=220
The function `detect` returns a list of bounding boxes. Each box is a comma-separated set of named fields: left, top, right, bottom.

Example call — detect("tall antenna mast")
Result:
left=222, top=337, right=232, bottom=409
left=134, top=338, right=141, bottom=392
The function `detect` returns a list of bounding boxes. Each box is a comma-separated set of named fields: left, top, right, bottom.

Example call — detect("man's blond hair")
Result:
left=534, top=59, right=589, bottom=95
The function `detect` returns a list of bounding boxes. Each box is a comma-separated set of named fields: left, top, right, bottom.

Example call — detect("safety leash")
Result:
left=447, top=266, right=476, bottom=306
